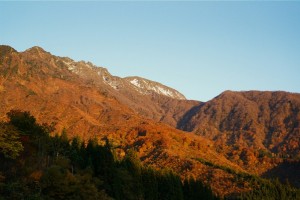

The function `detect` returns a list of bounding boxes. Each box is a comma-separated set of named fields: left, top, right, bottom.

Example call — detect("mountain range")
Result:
left=1, top=45, right=299, bottom=197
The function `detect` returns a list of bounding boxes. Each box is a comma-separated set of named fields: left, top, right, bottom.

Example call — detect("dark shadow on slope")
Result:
left=176, top=102, right=205, bottom=131
left=261, top=160, right=300, bottom=188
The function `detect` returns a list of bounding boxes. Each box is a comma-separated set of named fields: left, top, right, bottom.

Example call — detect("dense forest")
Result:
left=0, top=110, right=217, bottom=200
left=0, top=110, right=299, bottom=200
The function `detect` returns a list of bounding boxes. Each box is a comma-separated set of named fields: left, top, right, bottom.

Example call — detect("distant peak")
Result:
left=0, top=45, right=17, bottom=54
left=212, top=90, right=242, bottom=100
left=24, top=46, right=49, bottom=55
left=221, top=90, right=236, bottom=95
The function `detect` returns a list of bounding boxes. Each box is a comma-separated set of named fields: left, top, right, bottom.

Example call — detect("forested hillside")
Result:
left=1, top=110, right=299, bottom=199
left=0, top=110, right=217, bottom=200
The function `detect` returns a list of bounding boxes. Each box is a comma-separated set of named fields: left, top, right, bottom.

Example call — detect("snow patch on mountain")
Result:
left=63, top=61, right=76, bottom=71
left=61, top=58, right=185, bottom=98
left=126, top=77, right=186, bottom=100
left=130, top=79, right=141, bottom=88
left=153, top=85, right=174, bottom=97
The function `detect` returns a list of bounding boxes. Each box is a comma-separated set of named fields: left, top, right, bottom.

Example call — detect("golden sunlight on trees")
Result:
left=0, top=123, right=23, bottom=159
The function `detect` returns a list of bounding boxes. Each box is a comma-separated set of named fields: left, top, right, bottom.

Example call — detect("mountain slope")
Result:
left=55, top=53, right=198, bottom=127
left=0, top=45, right=249, bottom=196
left=178, top=90, right=300, bottom=175
left=1, top=45, right=300, bottom=195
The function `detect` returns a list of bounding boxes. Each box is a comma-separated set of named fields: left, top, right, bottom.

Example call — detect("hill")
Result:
left=178, top=90, right=300, bottom=183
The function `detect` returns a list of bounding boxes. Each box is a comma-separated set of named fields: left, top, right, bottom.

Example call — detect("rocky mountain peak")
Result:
left=125, top=76, right=186, bottom=100
left=23, top=46, right=51, bottom=58
left=1, top=45, right=187, bottom=101
left=25, top=46, right=46, bottom=52
left=0, top=45, right=17, bottom=56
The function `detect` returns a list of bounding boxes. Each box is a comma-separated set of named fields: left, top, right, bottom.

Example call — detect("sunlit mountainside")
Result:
left=0, top=45, right=300, bottom=199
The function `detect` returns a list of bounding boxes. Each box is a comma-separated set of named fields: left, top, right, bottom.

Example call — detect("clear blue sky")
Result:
left=1, top=2, right=300, bottom=101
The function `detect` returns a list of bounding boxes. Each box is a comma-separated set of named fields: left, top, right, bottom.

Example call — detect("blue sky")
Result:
left=1, top=2, right=299, bottom=101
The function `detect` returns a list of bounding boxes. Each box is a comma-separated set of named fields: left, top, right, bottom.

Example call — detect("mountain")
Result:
left=0, top=45, right=249, bottom=196
left=59, top=54, right=199, bottom=127
left=60, top=56, right=185, bottom=100
left=0, top=45, right=198, bottom=126
left=178, top=90, right=300, bottom=175
left=1, top=45, right=300, bottom=197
